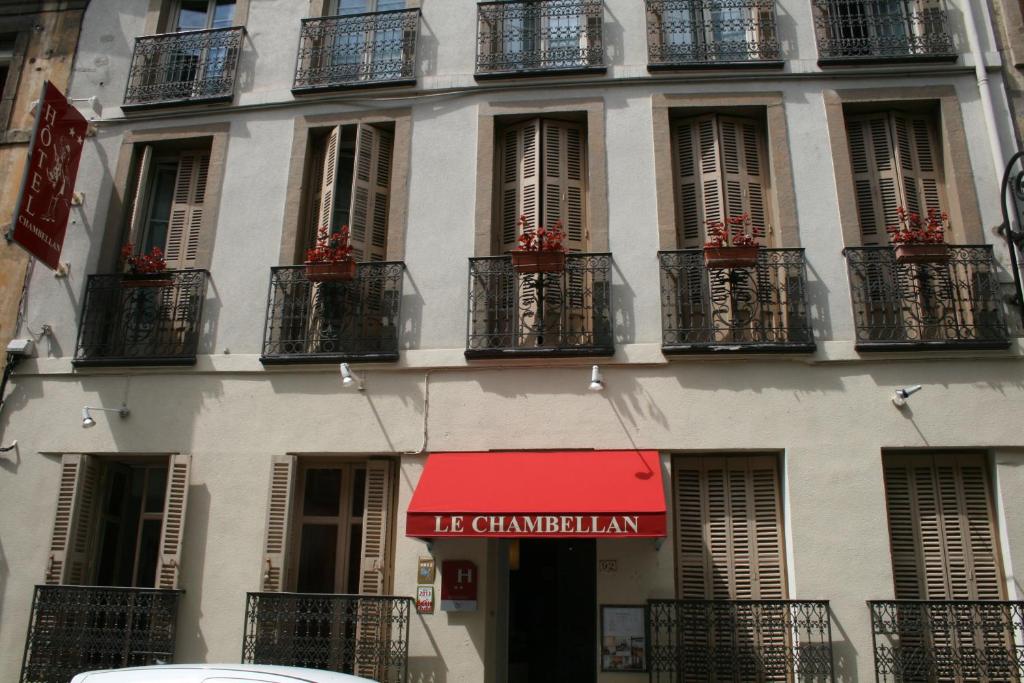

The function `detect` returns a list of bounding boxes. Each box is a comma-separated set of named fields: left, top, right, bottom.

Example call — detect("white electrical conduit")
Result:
left=961, top=0, right=1007, bottom=182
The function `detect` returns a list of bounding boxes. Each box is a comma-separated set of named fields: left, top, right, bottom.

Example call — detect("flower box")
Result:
left=120, top=272, right=173, bottom=288
left=703, top=246, right=760, bottom=269
left=511, top=250, right=566, bottom=274
left=305, top=259, right=357, bottom=282
left=894, top=243, right=949, bottom=264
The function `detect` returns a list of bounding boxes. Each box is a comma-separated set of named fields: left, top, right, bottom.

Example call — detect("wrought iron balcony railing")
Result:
left=813, top=0, right=955, bottom=63
left=73, top=270, right=210, bottom=367
left=466, top=253, right=613, bottom=357
left=241, top=592, right=413, bottom=683
left=870, top=600, right=1024, bottom=683
left=20, top=585, right=183, bottom=683
left=123, top=26, right=245, bottom=108
left=260, top=263, right=405, bottom=364
left=648, top=599, right=835, bottom=682
left=476, top=0, right=605, bottom=78
left=844, top=246, right=1010, bottom=350
left=645, top=0, right=782, bottom=68
left=659, top=249, right=814, bottom=353
left=293, top=9, right=420, bottom=92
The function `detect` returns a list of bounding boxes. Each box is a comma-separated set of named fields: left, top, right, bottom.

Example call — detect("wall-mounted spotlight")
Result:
left=340, top=363, right=364, bottom=391
left=588, top=365, right=604, bottom=392
left=82, top=404, right=130, bottom=428
left=891, top=385, right=923, bottom=407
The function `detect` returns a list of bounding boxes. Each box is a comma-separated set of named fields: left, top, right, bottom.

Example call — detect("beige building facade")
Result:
left=1, top=1, right=1024, bottom=683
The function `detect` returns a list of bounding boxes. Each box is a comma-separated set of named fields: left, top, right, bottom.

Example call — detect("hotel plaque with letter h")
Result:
left=441, top=560, right=477, bottom=611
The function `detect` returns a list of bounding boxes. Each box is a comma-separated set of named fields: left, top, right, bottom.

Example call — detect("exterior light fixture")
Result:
left=81, top=404, right=130, bottom=428
left=588, top=365, right=604, bottom=392
left=340, top=363, right=363, bottom=391
left=891, top=385, right=923, bottom=407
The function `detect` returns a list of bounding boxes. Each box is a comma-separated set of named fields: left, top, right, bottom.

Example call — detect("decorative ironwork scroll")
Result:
left=466, top=253, right=613, bottom=357
left=294, top=9, right=420, bottom=91
left=812, top=0, right=955, bottom=61
left=1000, top=151, right=1024, bottom=325
left=241, top=592, right=413, bottom=683
left=261, top=262, right=404, bottom=363
left=20, top=585, right=183, bottom=683
left=476, top=0, right=605, bottom=76
left=73, top=270, right=209, bottom=366
left=124, top=26, right=244, bottom=107
left=869, top=600, right=1024, bottom=683
left=646, top=0, right=781, bottom=66
left=844, top=246, right=1009, bottom=349
left=648, top=599, right=835, bottom=682
left=659, top=248, right=814, bottom=352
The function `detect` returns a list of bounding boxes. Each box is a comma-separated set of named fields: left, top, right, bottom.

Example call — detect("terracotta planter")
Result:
left=511, top=250, right=566, bottom=274
left=894, top=243, right=949, bottom=264
left=120, top=272, right=173, bottom=288
left=703, top=246, right=760, bottom=269
left=305, top=259, right=357, bottom=282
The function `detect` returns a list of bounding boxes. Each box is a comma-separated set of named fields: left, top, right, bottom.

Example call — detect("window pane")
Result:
left=346, top=522, right=363, bottom=593
left=135, top=518, right=162, bottom=588
left=351, top=467, right=366, bottom=517
left=145, top=466, right=167, bottom=513
left=105, top=469, right=128, bottom=515
left=143, top=165, right=177, bottom=254
left=212, top=0, right=236, bottom=28
left=303, top=469, right=342, bottom=516
left=335, top=0, right=370, bottom=15
left=297, top=524, right=338, bottom=593
left=177, top=0, right=210, bottom=30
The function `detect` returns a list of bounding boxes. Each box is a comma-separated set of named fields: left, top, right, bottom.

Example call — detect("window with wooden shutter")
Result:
left=308, top=123, right=394, bottom=262
left=496, top=117, right=586, bottom=254
left=883, top=453, right=1004, bottom=601
left=845, top=111, right=946, bottom=246
left=45, top=454, right=191, bottom=588
left=125, top=147, right=211, bottom=270
left=671, top=114, right=770, bottom=248
left=672, top=454, right=786, bottom=600
left=261, top=455, right=296, bottom=592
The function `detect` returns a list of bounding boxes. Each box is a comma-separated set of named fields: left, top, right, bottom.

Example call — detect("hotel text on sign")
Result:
left=425, top=514, right=648, bottom=538
left=10, top=81, right=89, bottom=271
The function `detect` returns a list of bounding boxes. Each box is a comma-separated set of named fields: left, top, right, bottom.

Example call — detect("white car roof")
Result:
left=69, top=664, right=374, bottom=683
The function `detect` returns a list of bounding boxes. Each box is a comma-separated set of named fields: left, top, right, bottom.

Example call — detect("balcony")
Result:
left=466, top=253, right=613, bottom=358
left=659, top=249, right=814, bottom=354
left=813, top=0, right=955, bottom=64
left=475, top=0, right=605, bottom=78
left=241, top=592, right=413, bottom=683
left=648, top=599, right=835, bottom=682
left=844, top=246, right=1010, bottom=351
left=260, top=263, right=405, bottom=364
left=293, top=9, right=420, bottom=92
left=123, top=26, right=245, bottom=108
left=870, top=600, right=1024, bottom=682
left=73, top=270, right=210, bottom=367
left=20, top=585, right=183, bottom=683
left=645, top=0, right=782, bottom=69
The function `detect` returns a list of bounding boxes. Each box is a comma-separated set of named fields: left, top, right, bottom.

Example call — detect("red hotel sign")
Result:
left=10, top=81, right=89, bottom=271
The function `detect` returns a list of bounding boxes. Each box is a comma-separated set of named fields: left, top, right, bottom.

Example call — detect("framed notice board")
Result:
left=600, top=604, right=647, bottom=673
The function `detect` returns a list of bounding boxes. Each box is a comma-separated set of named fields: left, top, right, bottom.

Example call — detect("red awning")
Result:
left=406, top=450, right=666, bottom=539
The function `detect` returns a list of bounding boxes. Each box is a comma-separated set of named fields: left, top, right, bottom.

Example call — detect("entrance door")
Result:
left=507, top=538, right=596, bottom=683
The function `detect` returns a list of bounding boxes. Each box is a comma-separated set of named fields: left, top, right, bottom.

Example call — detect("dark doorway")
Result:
left=507, top=538, right=596, bottom=683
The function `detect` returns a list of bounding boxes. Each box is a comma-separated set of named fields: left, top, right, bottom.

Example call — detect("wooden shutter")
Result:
left=261, top=454, right=296, bottom=592
left=155, top=453, right=191, bottom=590
left=349, top=123, right=393, bottom=262
left=498, top=119, right=541, bottom=253
left=317, top=125, right=343, bottom=242
left=719, top=116, right=769, bottom=241
left=46, top=454, right=100, bottom=585
left=541, top=119, right=587, bottom=253
left=126, top=145, right=154, bottom=244
left=891, top=112, right=945, bottom=219
left=846, top=113, right=901, bottom=246
left=672, top=115, right=723, bottom=248
left=164, top=150, right=210, bottom=269
left=884, top=453, right=1004, bottom=601
left=358, top=459, right=395, bottom=595
left=673, top=455, right=786, bottom=600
